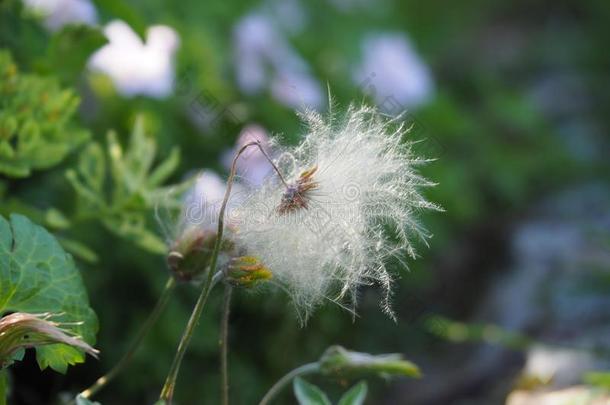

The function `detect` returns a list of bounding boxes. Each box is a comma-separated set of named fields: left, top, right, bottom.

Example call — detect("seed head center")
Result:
left=277, top=166, right=318, bottom=215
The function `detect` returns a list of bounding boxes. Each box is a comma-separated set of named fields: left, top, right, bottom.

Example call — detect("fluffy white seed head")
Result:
left=233, top=105, right=440, bottom=322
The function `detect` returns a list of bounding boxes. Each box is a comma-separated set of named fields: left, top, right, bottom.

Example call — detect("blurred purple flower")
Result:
left=271, top=70, right=324, bottom=112
left=233, top=12, right=323, bottom=110
left=354, top=33, right=434, bottom=109
left=222, top=124, right=274, bottom=187
left=269, top=0, right=307, bottom=34
left=181, top=171, right=236, bottom=231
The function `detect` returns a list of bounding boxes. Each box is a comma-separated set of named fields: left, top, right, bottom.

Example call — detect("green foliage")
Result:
left=57, top=237, right=99, bottom=264
left=46, top=25, right=107, bottom=84
left=584, top=372, right=610, bottom=389
left=293, top=377, right=331, bottom=405
left=0, top=214, right=98, bottom=373
left=0, top=50, right=89, bottom=177
left=0, top=370, right=7, bottom=405
left=293, top=379, right=368, bottom=405
left=35, top=344, right=85, bottom=373
left=425, top=315, right=531, bottom=350
left=337, top=382, right=367, bottom=405
left=0, top=0, right=47, bottom=67
left=0, top=200, right=99, bottom=263
left=66, top=116, right=190, bottom=254
left=92, top=0, right=146, bottom=39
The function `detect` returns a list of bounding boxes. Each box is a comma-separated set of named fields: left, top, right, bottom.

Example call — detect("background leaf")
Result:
left=91, top=0, right=146, bottom=39
left=0, top=369, right=7, bottom=405
left=0, top=50, right=89, bottom=177
left=584, top=372, right=610, bottom=389
left=46, top=25, right=107, bottom=84
left=337, top=382, right=368, bottom=405
left=293, top=377, right=331, bottom=405
left=66, top=117, right=190, bottom=255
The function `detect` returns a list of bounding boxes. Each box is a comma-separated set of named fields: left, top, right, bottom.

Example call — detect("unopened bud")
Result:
left=318, top=345, right=420, bottom=379
left=167, top=227, right=234, bottom=282
left=225, top=256, right=272, bottom=287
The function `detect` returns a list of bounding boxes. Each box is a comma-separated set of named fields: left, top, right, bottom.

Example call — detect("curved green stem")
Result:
left=159, top=141, right=266, bottom=404
left=220, top=285, right=233, bottom=405
left=79, top=276, right=176, bottom=400
left=259, top=363, right=321, bottom=405
left=158, top=271, right=223, bottom=402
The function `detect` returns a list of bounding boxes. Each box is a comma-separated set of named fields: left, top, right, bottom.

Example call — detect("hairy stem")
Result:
left=259, top=363, right=321, bottom=405
left=79, top=276, right=176, bottom=400
left=220, top=285, right=233, bottom=405
left=159, top=141, right=264, bottom=404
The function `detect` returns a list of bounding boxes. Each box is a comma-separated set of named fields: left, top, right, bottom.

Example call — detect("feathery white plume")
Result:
left=233, top=105, right=440, bottom=321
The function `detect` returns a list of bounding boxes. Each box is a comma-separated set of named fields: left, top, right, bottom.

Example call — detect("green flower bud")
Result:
left=318, top=345, right=420, bottom=379
left=167, top=227, right=234, bottom=283
left=225, top=256, right=272, bottom=287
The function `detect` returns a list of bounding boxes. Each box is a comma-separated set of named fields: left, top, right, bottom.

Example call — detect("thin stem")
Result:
left=255, top=143, right=289, bottom=188
left=79, top=276, right=176, bottom=400
left=220, top=285, right=233, bottom=405
left=158, top=271, right=223, bottom=402
left=159, top=142, right=263, bottom=404
left=259, top=363, right=321, bottom=405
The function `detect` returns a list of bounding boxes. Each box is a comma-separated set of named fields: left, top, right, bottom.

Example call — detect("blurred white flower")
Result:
left=233, top=12, right=323, bottom=110
left=157, top=170, right=229, bottom=247
left=234, top=105, right=440, bottom=321
left=524, top=345, right=596, bottom=387
left=507, top=387, right=610, bottom=405
left=88, top=20, right=179, bottom=98
left=354, top=33, right=434, bottom=110
left=233, top=13, right=271, bottom=95
left=22, top=0, right=97, bottom=31
left=222, top=124, right=274, bottom=187
left=181, top=171, right=245, bottom=232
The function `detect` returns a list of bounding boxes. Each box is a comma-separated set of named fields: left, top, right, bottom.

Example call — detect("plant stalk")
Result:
left=79, top=276, right=176, bottom=400
left=158, top=271, right=223, bottom=402
left=159, top=141, right=265, bottom=403
left=259, top=362, right=321, bottom=405
left=220, top=285, right=233, bottom=405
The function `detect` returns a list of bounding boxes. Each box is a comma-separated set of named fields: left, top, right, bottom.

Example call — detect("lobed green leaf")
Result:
left=0, top=214, right=98, bottom=373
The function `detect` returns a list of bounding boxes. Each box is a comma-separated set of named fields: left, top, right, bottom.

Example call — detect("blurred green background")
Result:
left=1, top=0, right=609, bottom=403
